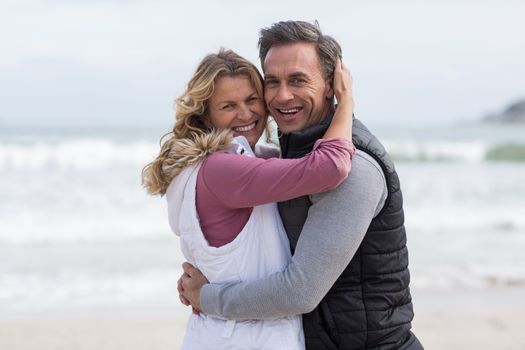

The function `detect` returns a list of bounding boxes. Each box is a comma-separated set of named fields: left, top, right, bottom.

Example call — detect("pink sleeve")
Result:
left=199, top=138, right=354, bottom=208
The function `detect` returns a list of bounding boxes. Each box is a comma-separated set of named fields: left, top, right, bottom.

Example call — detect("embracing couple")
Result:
left=143, top=20, right=423, bottom=350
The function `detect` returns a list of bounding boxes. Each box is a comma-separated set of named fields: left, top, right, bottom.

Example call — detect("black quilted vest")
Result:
left=278, top=114, right=423, bottom=350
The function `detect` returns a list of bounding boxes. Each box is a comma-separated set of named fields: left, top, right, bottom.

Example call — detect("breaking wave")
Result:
left=384, top=140, right=525, bottom=162
left=1, top=138, right=525, bottom=170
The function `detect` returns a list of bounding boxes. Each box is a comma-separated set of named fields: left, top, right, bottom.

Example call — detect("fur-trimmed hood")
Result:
left=161, top=130, right=233, bottom=185
left=165, top=133, right=254, bottom=237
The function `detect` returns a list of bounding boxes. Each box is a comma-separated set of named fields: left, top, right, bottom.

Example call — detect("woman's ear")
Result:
left=202, top=115, right=213, bottom=130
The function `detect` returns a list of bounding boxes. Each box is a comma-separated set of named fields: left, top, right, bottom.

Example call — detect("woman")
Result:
left=142, top=49, right=354, bottom=349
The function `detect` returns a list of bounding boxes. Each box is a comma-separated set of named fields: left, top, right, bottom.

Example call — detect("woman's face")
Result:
left=208, top=75, right=267, bottom=148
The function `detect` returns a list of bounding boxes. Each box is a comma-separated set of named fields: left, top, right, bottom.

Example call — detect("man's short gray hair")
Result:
left=258, top=20, right=342, bottom=80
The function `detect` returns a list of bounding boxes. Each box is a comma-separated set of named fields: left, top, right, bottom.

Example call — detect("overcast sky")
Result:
left=1, top=0, right=524, bottom=128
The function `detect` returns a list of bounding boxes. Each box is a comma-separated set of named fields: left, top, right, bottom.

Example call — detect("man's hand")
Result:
left=178, top=262, right=209, bottom=313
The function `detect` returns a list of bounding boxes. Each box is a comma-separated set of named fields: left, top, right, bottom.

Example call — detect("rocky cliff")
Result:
left=484, top=99, right=525, bottom=124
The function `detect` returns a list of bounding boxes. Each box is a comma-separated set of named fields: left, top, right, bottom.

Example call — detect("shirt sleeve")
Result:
left=199, top=138, right=353, bottom=208
left=200, top=151, right=388, bottom=319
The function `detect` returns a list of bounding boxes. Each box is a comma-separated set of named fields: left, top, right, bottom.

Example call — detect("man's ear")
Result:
left=325, top=78, right=334, bottom=99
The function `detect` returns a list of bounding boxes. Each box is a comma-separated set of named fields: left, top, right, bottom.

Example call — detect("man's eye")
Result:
left=265, top=80, right=278, bottom=86
left=290, top=78, right=305, bottom=85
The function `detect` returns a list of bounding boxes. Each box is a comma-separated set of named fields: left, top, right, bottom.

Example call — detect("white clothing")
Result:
left=166, top=137, right=305, bottom=350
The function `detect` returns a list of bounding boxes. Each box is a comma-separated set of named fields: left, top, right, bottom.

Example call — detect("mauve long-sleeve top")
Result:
left=195, top=138, right=354, bottom=247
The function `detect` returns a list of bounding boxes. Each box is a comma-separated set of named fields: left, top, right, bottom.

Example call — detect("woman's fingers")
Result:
left=333, top=59, right=353, bottom=105
left=335, top=57, right=342, bottom=71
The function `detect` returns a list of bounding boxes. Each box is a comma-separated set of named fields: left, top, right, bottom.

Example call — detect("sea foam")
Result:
left=0, top=139, right=158, bottom=170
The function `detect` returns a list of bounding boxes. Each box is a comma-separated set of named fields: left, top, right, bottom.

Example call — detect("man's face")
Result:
left=263, top=42, right=333, bottom=134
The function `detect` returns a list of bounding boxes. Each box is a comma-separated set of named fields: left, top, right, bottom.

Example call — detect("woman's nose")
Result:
left=238, top=104, right=252, bottom=120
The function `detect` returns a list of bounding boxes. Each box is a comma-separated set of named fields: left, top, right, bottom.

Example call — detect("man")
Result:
left=180, top=20, right=423, bottom=349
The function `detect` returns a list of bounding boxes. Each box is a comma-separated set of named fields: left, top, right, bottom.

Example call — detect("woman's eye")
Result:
left=222, top=104, right=234, bottom=110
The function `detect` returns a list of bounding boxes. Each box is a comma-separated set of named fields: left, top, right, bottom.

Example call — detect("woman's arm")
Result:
left=199, top=138, right=352, bottom=208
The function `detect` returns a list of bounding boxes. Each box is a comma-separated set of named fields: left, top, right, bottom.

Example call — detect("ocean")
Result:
left=1, top=121, right=524, bottom=317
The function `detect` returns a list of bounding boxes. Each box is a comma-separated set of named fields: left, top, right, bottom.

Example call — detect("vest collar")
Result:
left=278, top=110, right=334, bottom=159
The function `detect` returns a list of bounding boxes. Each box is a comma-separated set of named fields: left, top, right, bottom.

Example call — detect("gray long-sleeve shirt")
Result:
left=200, top=150, right=388, bottom=320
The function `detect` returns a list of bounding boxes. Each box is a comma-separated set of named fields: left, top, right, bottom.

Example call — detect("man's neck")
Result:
left=321, top=101, right=335, bottom=123
left=278, top=108, right=335, bottom=159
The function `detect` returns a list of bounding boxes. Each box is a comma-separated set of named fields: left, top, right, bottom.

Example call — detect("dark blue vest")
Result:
left=278, top=115, right=423, bottom=349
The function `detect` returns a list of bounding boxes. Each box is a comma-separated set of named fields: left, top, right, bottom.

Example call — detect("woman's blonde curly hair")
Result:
left=142, top=49, right=266, bottom=195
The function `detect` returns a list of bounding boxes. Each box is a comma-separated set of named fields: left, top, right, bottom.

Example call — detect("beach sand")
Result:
left=0, top=317, right=186, bottom=350
left=1, top=287, right=524, bottom=350
left=412, top=286, right=525, bottom=349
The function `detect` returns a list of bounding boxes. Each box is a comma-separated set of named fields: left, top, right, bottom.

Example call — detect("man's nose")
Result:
left=275, top=84, right=293, bottom=103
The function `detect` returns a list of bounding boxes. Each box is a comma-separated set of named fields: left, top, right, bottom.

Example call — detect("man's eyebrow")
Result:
left=264, top=72, right=308, bottom=80
left=289, top=72, right=308, bottom=79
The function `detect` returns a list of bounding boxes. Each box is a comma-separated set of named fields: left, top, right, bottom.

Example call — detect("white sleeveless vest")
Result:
left=166, top=137, right=305, bottom=350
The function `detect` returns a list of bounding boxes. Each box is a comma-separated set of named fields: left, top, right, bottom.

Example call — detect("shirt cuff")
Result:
left=200, top=283, right=225, bottom=319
